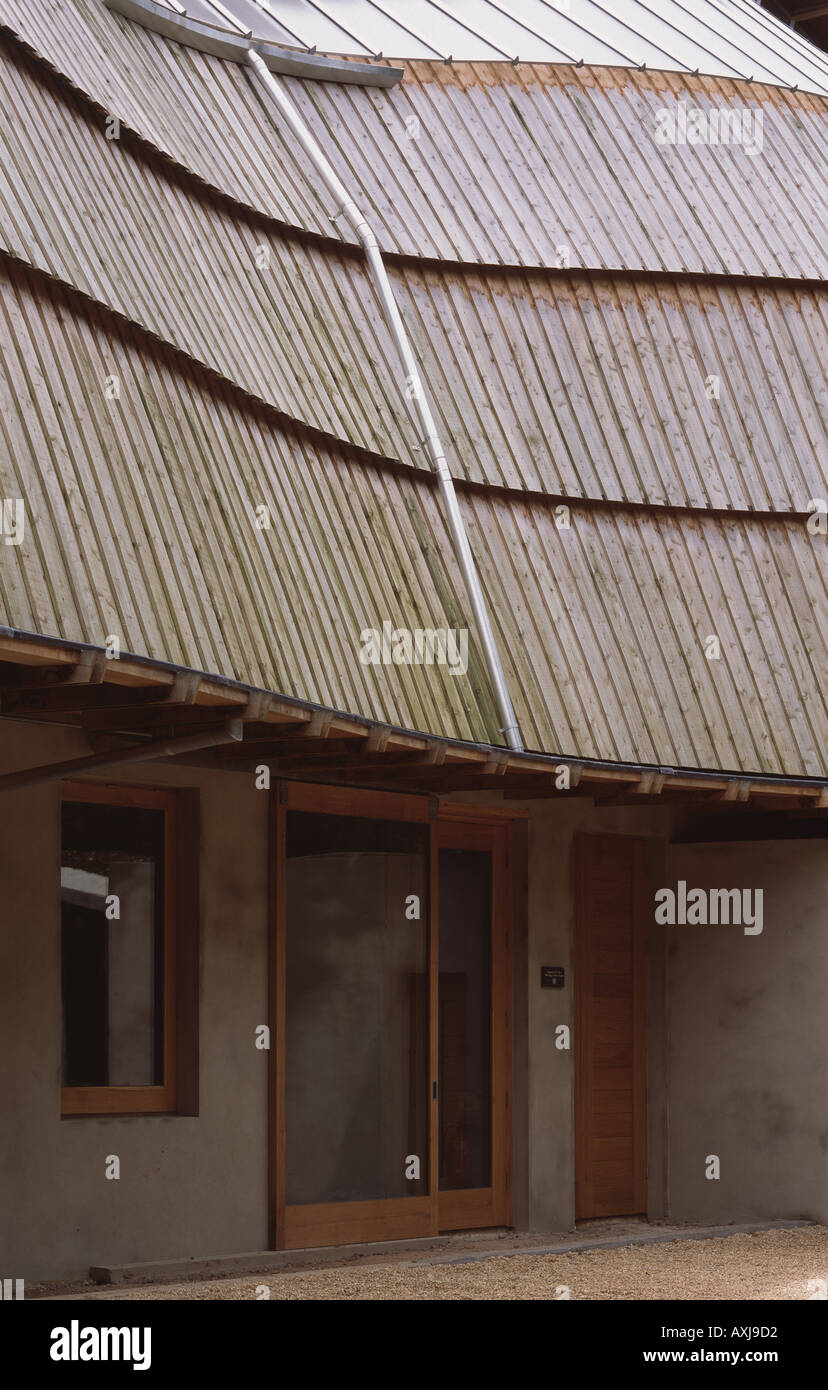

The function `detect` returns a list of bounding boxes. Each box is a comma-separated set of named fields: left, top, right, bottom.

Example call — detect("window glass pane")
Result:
left=61, top=800, right=164, bottom=1087
left=286, top=811, right=428, bottom=1205
left=438, top=848, right=492, bottom=1190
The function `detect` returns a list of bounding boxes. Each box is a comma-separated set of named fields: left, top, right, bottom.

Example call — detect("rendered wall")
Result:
left=3, top=720, right=824, bottom=1281
left=0, top=720, right=269, bottom=1281
left=461, top=793, right=827, bottom=1233
left=666, top=839, right=828, bottom=1224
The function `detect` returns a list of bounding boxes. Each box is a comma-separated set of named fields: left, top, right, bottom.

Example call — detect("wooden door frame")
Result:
left=573, top=832, right=647, bottom=1221
left=435, top=817, right=512, bottom=1233
left=269, top=781, right=515, bottom=1250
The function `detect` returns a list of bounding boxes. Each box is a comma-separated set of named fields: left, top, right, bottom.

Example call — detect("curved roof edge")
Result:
left=3, top=626, right=826, bottom=795
left=4, top=250, right=822, bottom=520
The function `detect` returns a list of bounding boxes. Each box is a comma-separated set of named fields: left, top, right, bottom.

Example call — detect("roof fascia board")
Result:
left=103, top=0, right=403, bottom=85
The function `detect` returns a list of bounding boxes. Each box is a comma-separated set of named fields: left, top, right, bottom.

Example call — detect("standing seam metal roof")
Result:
left=111, top=0, right=828, bottom=93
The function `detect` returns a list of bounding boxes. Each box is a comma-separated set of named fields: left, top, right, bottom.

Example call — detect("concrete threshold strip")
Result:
left=39, top=1220, right=813, bottom=1297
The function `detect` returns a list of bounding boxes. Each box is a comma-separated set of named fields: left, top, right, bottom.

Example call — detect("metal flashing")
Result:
left=256, top=41, right=402, bottom=85
left=104, top=0, right=403, bottom=84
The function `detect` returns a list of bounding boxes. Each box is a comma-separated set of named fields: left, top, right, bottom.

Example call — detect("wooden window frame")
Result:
left=60, top=781, right=179, bottom=1117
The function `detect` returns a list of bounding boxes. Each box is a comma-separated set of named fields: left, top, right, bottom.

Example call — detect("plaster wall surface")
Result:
left=0, top=721, right=269, bottom=1280
left=4, top=729, right=823, bottom=1280
left=666, top=839, right=828, bottom=1224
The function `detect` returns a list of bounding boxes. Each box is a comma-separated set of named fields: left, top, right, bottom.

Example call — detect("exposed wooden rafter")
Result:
left=0, top=633, right=826, bottom=809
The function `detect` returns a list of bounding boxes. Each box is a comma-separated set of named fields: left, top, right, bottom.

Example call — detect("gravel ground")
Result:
left=82, top=1226, right=828, bottom=1301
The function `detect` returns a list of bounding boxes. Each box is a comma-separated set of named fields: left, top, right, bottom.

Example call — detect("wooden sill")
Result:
left=61, top=1085, right=178, bottom=1116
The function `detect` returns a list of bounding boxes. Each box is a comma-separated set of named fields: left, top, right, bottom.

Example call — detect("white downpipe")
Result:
left=246, top=45, right=523, bottom=752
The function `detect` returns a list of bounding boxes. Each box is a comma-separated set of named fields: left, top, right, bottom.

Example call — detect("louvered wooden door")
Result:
left=574, top=834, right=646, bottom=1220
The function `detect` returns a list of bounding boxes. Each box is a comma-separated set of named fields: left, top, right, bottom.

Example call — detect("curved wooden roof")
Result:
left=0, top=0, right=825, bottom=776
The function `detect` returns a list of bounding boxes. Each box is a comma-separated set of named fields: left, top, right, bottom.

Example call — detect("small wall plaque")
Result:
left=541, top=966, right=565, bottom=989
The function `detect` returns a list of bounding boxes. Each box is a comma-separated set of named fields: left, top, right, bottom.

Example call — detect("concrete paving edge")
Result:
left=68, top=1219, right=815, bottom=1294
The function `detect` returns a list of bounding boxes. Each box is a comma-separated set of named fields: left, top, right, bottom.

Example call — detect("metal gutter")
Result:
left=104, top=0, right=253, bottom=59
left=244, top=42, right=523, bottom=752
left=103, top=0, right=404, bottom=84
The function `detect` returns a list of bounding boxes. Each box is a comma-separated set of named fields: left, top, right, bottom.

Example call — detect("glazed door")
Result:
left=273, top=785, right=512, bottom=1250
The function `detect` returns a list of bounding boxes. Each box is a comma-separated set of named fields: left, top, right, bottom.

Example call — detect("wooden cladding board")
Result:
left=5, top=5, right=827, bottom=277
left=574, top=833, right=647, bottom=1220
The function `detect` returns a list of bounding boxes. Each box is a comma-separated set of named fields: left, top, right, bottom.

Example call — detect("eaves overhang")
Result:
left=2, top=628, right=826, bottom=809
